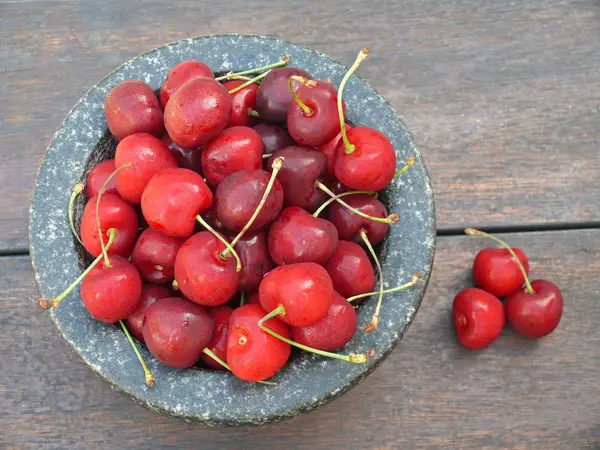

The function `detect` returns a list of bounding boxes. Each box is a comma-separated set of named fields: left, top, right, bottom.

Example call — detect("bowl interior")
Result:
left=29, top=34, right=436, bottom=426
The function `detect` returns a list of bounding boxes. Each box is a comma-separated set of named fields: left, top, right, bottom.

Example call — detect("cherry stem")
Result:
left=315, top=181, right=398, bottom=224
left=36, top=228, right=118, bottom=309
left=215, top=55, right=289, bottom=81
left=201, top=347, right=275, bottom=385
left=360, top=229, right=384, bottom=332
left=258, top=306, right=367, bottom=363
left=228, top=70, right=272, bottom=94
left=347, top=272, right=421, bottom=303
left=119, top=320, right=155, bottom=387
left=287, top=75, right=315, bottom=116
left=68, top=183, right=85, bottom=246
left=226, top=75, right=253, bottom=81
left=240, top=292, right=245, bottom=306
left=262, top=153, right=273, bottom=159
left=338, top=47, right=369, bottom=154
left=312, top=190, right=378, bottom=218
left=172, top=279, right=179, bottom=291
left=96, top=162, right=132, bottom=268
left=220, top=157, right=284, bottom=259
left=248, top=109, right=260, bottom=118
left=464, top=228, right=534, bottom=294
left=195, top=215, right=242, bottom=271
left=393, top=156, right=416, bottom=178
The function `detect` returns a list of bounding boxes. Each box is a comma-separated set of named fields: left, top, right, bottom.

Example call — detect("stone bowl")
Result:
left=29, top=34, right=436, bottom=426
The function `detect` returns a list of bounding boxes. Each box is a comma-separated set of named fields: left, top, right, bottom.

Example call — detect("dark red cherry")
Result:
left=267, top=146, right=327, bottom=212
left=86, top=159, right=118, bottom=198
left=114, top=133, right=178, bottom=204
left=164, top=76, right=232, bottom=149
left=215, top=170, right=283, bottom=233
left=223, top=80, right=259, bottom=128
left=141, top=168, right=213, bottom=238
left=80, top=193, right=139, bottom=257
left=159, top=60, right=214, bottom=108
left=259, top=262, right=333, bottom=327
left=199, top=306, right=233, bottom=370
left=252, top=124, right=295, bottom=154
left=506, top=280, right=563, bottom=339
left=255, top=67, right=312, bottom=123
left=225, top=230, right=273, bottom=292
left=142, top=297, right=214, bottom=369
left=130, top=228, right=185, bottom=284
left=327, top=194, right=389, bottom=245
left=291, top=291, right=357, bottom=351
left=245, top=291, right=260, bottom=305
left=324, top=240, right=375, bottom=298
left=473, top=247, right=530, bottom=297
left=161, top=134, right=203, bottom=174
left=125, top=284, right=170, bottom=343
left=227, top=304, right=291, bottom=382
left=174, top=232, right=240, bottom=306
left=453, top=288, right=505, bottom=349
left=201, top=126, right=264, bottom=188
left=317, top=124, right=352, bottom=178
left=268, top=206, right=338, bottom=266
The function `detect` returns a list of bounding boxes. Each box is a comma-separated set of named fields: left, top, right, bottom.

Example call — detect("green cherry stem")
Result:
left=338, top=47, right=369, bottom=154
left=248, top=109, right=260, bottom=118
left=287, top=75, right=315, bottom=116
left=215, top=55, right=290, bottom=81
left=464, top=228, right=534, bottom=294
left=393, top=156, right=416, bottom=178
left=119, top=320, right=155, bottom=387
left=312, top=189, right=378, bottom=218
left=360, top=229, right=384, bottom=332
left=228, top=70, right=272, bottom=94
left=347, top=272, right=421, bottom=303
left=262, top=153, right=273, bottom=159
left=240, top=292, right=245, bottom=306
left=195, top=215, right=242, bottom=271
left=68, top=183, right=85, bottom=245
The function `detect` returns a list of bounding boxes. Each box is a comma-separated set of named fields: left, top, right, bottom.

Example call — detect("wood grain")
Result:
left=2, top=230, right=599, bottom=449
left=2, top=0, right=600, bottom=250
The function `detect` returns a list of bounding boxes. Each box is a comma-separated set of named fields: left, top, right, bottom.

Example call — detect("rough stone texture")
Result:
left=29, top=34, right=436, bottom=426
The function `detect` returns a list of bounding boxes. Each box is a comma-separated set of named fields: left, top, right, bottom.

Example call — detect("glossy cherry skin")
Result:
left=255, top=67, right=312, bottom=123
left=86, top=159, right=118, bottom=198
left=226, top=230, right=273, bottom=292
left=506, top=280, right=563, bottom=339
left=215, top=170, right=284, bottom=233
left=164, top=76, right=232, bottom=149
left=199, top=306, right=233, bottom=369
left=324, top=240, right=375, bottom=298
left=291, top=291, right=357, bottom=351
left=161, top=134, right=203, bottom=174
left=453, top=288, right=505, bottom=349
left=141, top=168, right=213, bottom=238
left=252, top=124, right=295, bottom=154
left=80, top=193, right=139, bottom=258
left=104, top=80, right=164, bottom=141
left=174, top=232, right=240, bottom=306
left=223, top=80, right=259, bottom=128
left=227, top=304, right=291, bottom=382
left=130, top=228, right=185, bottom=284
left=142, top=297, right=214, bottom=369
left=159, top=60, right=214, bottom=108
left=268, top=207, right=338, bottom=266
left=114, top=133, right=178, bottom=204
left=317, top=124, right=352, bottom=178
left=473, top=248, right=530, bottom=297
left=259, top=262, right=333, bottom=327
left=81, top=258, right=142, bottom=323
left=327, top=194, right=389, bottom=245
left=201, top=126, right=264, bottom=188
left=125, top=284, right=170, bottom=343
left=267, top=146, right=327, bottom=212
left=334, top=126, right=397, bottom=191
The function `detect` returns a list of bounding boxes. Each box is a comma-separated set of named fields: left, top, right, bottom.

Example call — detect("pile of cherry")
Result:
left=37, top=48, right=422, bottom=386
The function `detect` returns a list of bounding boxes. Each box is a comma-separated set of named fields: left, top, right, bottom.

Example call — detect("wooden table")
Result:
left=2, top=1, right=599, bottom=448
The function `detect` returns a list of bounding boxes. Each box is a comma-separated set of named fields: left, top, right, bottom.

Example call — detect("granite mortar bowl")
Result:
left=29, top=34, right=436, bottom=426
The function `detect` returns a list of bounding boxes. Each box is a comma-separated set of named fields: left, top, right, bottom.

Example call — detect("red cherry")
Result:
left=327, top=194, right=390, bottom=245
left=104, top=80, right=164, bottom=141
left=268, top=206, right=338, bottom=266
left=453, top=288, right=505, bottom=349
left=174, top=232, right=240, bottom=306
left=130, top=228, right=185, bottom=284
left=226, top=304, right=291, bottom=382
left=317, top=124, right=352, bottom=178
left=506, top=280, right=563, bottom=338
left=125, top=284, right=171, bottom=343
left=164, top=77, right=232, bottom=149
left=291, top=291, right=357, bottom=351
left=225, top=230, right=273, bottom=292
left=199, top=306, right=233, bottom=370
left=141, top=168, right=213, bottom=238
left=201, top=126, right=264, bottom=188
left=324, top=240, right=375, bottom=298
left=473, top=247, right=530, bottom=297
left=86, top=160, right=118, bottom=198
left=161, top=134, right=203, bottom=174
left=252, top=124, right=295, bottom=154
left=223, top=80, right=259, bottom=128
left=142, top=297, right=214, bottom=369
left=159, top=60, right=214, bottom=108
left=259, top=262, right=333, bottom=327
left=114, top=133, right=178, bottom=204
left=255, top=67, right=312, bottom=123
left=80, top=193, right=139, bottom=257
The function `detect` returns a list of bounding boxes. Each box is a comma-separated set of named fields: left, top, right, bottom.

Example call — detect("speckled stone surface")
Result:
left=29, top=34, right=436, bottom=426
